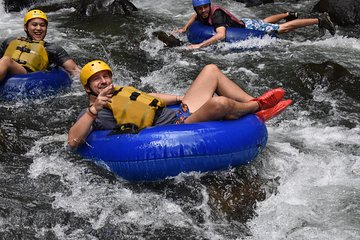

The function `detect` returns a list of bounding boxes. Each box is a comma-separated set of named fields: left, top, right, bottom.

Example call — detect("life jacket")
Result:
left=106, top=86, right=165, bottom=129
left=208, top=6, right=245, bottom=27
left=3, top=37, right=49, bottom=72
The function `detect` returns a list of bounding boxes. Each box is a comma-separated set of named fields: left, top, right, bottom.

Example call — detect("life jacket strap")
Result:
left=16, top=59, right=27, bottom=65
left=106, top=86, right=165, bottom=129
left=108, top=123, right=140, bottom=135
left=130, top=92, right=140, bottom=101
left=3, top=37, right=49, bottom=72
left=149, top=99, right=160, bottom=107
left=16, top=46, right=31, bottom=53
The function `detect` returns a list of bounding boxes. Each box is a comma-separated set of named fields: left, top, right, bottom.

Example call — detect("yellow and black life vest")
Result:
left=106, top=86, right=166, bottom=129
left=3, top=37, right=49, bottom=72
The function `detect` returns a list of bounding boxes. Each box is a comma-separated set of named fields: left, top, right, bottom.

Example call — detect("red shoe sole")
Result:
left=256, top=99, right=293, bottom=122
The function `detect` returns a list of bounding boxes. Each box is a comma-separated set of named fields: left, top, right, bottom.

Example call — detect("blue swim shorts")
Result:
left=242, top=18, right=280, bottom=34
left=175, top=103, right=191, bottom=124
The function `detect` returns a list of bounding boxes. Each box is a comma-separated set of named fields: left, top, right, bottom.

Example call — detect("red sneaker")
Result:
left=256, top=99, right=293, bottom=122
left=251, top=88, right=285, bottom=110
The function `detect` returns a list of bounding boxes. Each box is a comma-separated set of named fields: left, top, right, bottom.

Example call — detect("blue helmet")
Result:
left=192, top=0, right=211, bottom=8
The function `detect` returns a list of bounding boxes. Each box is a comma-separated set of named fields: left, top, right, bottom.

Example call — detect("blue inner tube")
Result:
left=0, top=69, right=72, bottom=100
left=77, top=112, right=268, bottom=181
left=187, top=20, right=275, bottom=44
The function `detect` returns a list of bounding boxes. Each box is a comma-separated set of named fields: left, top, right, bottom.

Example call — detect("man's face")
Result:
left=86, top=70, right=113, bottom=95
left=24, top=18, right=47, bottom=41
left=195, top=4, right=211, bottom=19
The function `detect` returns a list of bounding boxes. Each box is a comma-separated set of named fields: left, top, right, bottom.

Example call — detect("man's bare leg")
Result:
left=263, top=13, right=289, bottom=24
left=278, top=18, right=318, bottom=33
left=184, top=96, right=259, bottom=123
left=182, top=64, right=254, bottom=112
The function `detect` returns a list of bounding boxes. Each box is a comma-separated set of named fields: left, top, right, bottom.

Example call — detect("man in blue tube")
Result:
left=177, top=0, right=336, bottom=49
left=68, top=60, right=292, bottom=149
left=0, top=9, right=79, bottom=82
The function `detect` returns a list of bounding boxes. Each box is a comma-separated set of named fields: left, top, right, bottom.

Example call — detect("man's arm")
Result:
left=149, top=93, right=184, bottom=105
left=0, top=40, right=5, bottom=56
left=46, top=43, right=80, bottom=76
left=187, top=9, right=228, bottom=49
left=67, top=108, right=95, bottom=149
left=67, top=84, right=113, bottom=149
left=0, top=38, right=13, bottom=57
left=187, top=26, right=226, bottom=49
left=177, top=13, right=197, bottom=33
left=62, top=59, right=80, bottom=77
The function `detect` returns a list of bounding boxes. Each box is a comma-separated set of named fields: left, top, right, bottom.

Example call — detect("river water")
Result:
left=1, top=0, right=360, bottom=239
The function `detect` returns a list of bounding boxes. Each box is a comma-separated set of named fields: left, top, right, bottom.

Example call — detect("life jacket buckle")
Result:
left=16, top=59, right=27, bottom=65
left=149, top=99, right=159, bottom=107
left=130, top=92, right=140, bottom=101
left=16, top=46, right=31, bottom=53
left=108, top=123, right=140, bottom=135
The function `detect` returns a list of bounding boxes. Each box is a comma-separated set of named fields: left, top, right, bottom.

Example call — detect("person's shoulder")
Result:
left=1, top=36, right=16, bottom=44
left=213, top=7, right=227, bottom=16
left=45, top=41, right=67, bottom=54
left=0, top=37, right=19, bottom=51
left=45, top=40, right=67, bottom=49
left=211, top=7, right=228, bottom=25
left=211, top=7, right=228, bottom=22
left=45, top=41, right=61, bottom=49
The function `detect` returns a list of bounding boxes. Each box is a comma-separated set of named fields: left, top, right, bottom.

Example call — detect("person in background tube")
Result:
left=178, top=0, right=336, bottom=49
left=0, top=9, right=80, bottom=82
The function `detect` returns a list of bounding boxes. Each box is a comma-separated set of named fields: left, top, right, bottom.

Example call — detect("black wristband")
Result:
left=87, top=107, right=98, bottom=118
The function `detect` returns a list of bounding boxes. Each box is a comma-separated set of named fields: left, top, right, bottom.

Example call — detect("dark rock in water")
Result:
left=3, top=0, right=138, bottom=16
left=77, top=0, right=137, bottom=16
left=235, top=0, right=274, bottom=7
left=28, top=2, right=79, bottom=14
left=314, top=0, right=360, bottom=26
left=294, top=61, right=360, bottom=100
left=153, top=31, right=183, bottom=48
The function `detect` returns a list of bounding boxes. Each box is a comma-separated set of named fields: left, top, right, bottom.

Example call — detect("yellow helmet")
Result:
left=24, top=9, right=48, bottom=25
left=80, top=60, right=112, bottom=87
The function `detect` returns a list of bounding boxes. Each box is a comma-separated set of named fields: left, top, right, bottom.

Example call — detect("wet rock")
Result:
left=314, top=0, right=360, bottom=26
left=3, top=0, right=137, bottom=16
left=234, top=0, right=274, bottom=7
left=77, top=0, right=137, bottom=16
left=152, top=31, right=183, bottom=48
left=295, top=61, right=360, bottom=100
